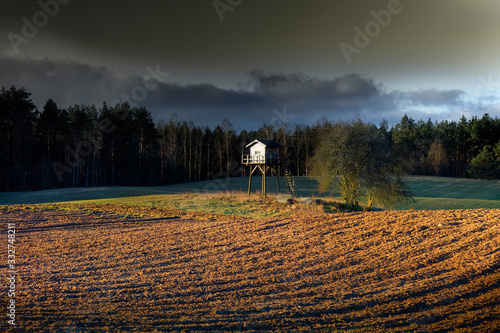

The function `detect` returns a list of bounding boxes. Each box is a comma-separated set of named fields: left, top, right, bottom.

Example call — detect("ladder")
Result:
left=284, top=171, right=297, bottom=198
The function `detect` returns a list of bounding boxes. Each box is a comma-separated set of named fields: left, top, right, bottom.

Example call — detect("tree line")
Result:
left=1, top=85, right=500, bottom=192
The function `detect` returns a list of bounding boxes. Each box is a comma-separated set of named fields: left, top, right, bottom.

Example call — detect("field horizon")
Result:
left=1, top=176, right=500, bottom=214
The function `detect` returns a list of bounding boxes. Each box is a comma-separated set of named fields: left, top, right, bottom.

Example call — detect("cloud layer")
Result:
left=1, top=57, right=498, bottom=130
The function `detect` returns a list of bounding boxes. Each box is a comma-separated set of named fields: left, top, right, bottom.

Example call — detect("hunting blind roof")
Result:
left=245, top=139, right=281, bottom=148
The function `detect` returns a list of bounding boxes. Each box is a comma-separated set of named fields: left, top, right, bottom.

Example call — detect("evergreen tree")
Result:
left=36, top=99, right=69, bottom=188
left=469, top=144, right=500, bottom=179
left=133, top=106, right=159, bottom=185
left=0, top=86, right=38, bottom=191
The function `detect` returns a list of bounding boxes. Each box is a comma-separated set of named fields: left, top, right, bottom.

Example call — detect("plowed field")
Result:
left=1, top=205, right=500, bottom=332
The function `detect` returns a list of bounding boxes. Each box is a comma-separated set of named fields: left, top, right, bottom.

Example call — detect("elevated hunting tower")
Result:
left=241, top=140, right=281, bottom=197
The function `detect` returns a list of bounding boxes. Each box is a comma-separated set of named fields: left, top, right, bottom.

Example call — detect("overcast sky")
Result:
left=2, top=0, right=500, bottom=130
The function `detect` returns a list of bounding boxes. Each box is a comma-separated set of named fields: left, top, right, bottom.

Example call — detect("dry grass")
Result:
left=1, top=205, right=500, bottom=332
left=150, top=190, right=329, bottom=218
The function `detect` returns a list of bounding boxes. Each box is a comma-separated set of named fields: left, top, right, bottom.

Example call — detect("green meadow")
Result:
left=1, top=176, right=500, bottom=215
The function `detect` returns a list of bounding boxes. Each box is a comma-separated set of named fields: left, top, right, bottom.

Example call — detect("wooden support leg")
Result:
left=275, top=167, right=280, bottom=194
left=248, top=166, right=253, bottom=195
left=263, top=166, right=266, bottom=198
left=261, top=166, right=264, bottom=197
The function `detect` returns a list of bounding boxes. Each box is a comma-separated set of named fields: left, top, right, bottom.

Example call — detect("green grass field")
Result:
left=397, top=176, right=500, bottom=210
left=1, top=176, right=500, bottom=213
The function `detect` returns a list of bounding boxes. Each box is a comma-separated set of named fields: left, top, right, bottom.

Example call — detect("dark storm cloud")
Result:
left=0, top=57, right=483, bottom=130
left=242, top=70, right=399, bottom=124
left=246, top=70, right=380, bottom=101
left=0, top=57, right=131, bottom=107
left=148, top=83, right=267, bottom=109
left=403, top=89, right=465, bottom=107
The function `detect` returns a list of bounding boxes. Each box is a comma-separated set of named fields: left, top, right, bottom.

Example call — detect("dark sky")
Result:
left=2, top=0, right=500, bottom=130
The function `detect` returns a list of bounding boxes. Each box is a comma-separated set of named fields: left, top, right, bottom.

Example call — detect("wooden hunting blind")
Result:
left=242, top=140, right=281, bottom=197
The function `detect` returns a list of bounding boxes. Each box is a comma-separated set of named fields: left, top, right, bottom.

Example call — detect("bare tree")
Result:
left=293, top=124, right=302, bottom=176
left=195, top=127, right=203, bottom=182
left=157, top=120, right=167, bottom=183
left=188, top=121, right=194, bottom=182
left=221, top=119, right=235, bottom=178
left=277, top=122, right=292, bottom=169
left=426, top=139, right=448, bottom=175
left=167, top=114, right=179, bottom=167
left=303, top=125, right=312, bottom=176
left=205, top=128, right=212, bottom=180
left=213, top=125, right=224, bottom=177
left=262, top=123, right=275, bottom=141
left=181, top=122, right=188, bottom=175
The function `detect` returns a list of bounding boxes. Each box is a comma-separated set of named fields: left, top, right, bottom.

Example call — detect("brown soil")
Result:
left=1, top=205, right=499, bottom=332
